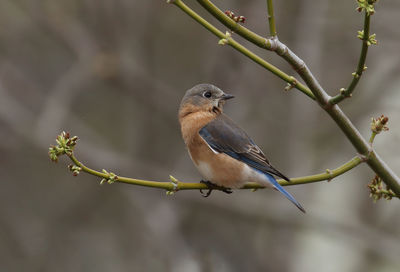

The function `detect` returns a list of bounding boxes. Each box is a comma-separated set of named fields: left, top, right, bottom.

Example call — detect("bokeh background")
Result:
left=1, top=0, right=399, bottom=271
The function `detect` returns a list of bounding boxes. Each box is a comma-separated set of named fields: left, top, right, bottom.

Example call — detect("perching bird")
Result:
left=178, top=84, right=305, bottom=213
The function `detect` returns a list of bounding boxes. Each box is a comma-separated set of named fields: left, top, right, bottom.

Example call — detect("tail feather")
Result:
left=264, top=173, right=306, bottom=213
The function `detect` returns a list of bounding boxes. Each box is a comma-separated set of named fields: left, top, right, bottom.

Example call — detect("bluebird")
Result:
left=178, top=84, right=305, bottom=213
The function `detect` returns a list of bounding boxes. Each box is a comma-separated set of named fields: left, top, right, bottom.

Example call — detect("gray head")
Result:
left=179, top=84, right=234, bottom=114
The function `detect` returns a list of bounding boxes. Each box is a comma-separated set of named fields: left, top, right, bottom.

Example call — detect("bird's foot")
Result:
left=199, top=180, right=233, bottom=197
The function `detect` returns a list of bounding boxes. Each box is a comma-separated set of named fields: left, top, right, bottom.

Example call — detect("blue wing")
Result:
left=199, top=114, right=289, bottom=180
left=199, top=114, right=305, bottom=213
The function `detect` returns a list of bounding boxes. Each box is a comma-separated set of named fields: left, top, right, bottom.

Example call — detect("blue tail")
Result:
left=264, top=173, right=306, bottom=213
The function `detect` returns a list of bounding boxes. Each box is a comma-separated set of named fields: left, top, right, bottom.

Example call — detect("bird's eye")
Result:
left=203, top=91, right=212, bottom=98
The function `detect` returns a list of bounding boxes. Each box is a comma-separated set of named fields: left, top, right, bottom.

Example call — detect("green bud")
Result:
left=218, top=39, right=228, bottom=45
left=357, top=30, right=365, bottom=40
left=356, top=0, right=376, bottom=15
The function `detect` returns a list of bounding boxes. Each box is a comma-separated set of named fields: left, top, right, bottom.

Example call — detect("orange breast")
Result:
left=180, top=110, right=246, bottom=188
left=189, top=135, right=246, bottom=188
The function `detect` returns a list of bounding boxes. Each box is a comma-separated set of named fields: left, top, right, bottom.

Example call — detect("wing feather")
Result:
left=199, top=114, right=289, bottom=181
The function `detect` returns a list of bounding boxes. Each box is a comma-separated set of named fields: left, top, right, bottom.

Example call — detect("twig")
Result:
left=330, top=12, right=372, bottom=104
left=266, top=0, right=277, bottom=37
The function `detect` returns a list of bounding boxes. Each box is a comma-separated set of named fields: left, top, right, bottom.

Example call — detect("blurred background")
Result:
left=1, top=0, right=399, bottom=271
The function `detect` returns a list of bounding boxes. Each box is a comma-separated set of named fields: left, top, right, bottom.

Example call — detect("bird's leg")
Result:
left=199, top=180, right=233, bottom=197
left=199, top=180, right=213, bottom=197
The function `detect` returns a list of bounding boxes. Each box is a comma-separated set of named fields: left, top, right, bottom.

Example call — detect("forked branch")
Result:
left=167, top=0, right=400, bottom=197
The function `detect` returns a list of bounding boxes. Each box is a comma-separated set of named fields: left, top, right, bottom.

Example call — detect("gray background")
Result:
left=1, top=0, right=400, bottom=271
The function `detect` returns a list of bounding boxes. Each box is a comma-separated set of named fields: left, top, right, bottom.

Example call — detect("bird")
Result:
left=178, top=83, right=305, bottom=213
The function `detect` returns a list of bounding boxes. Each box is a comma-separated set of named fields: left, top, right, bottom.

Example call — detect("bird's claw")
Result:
left=199, top=180, right=232, bottom=197
left=200, top=180, right=213, bottom=197
left=222, top=188, right=233, bottom=194
left=200, top=188, right=213, bottom=197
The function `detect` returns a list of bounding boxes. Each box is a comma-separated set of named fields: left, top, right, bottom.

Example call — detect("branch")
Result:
left=49, top=132, right=372, bottom=194
left=266, top=0, right=277, bottom=37
left=195, top=0, right=274, bottom=49
left=171, top=0, right=315, bottom=99
left=194, top=0, right=329, bottom=102
left=49, top=118, right=397, bottom=199
left=170, top=0, right=400, bottom=196
left=329, top=11, right=373, bottom=104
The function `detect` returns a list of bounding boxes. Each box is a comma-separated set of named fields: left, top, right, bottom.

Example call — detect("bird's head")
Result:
left=179, top=84, right=234, bottom=118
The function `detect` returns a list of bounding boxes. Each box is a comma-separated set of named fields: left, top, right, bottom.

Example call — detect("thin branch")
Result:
left=266, top=0, right=277, bottom=37
left=172, top=0, right=315, bottom=99
left=196, top=0, right=275, bottom=50
left=330, top=12, right=371, bottom=104
left=49, top=117, right=399, bottom=198
left=50, top=132, right=367, bottom=192
left=369, top=132, right=377, bottom=144
left=77, top=154, right=363, bottom=189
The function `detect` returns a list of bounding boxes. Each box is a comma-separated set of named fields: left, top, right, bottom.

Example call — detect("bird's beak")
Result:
left=221, top=93, right=235, bottom=100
